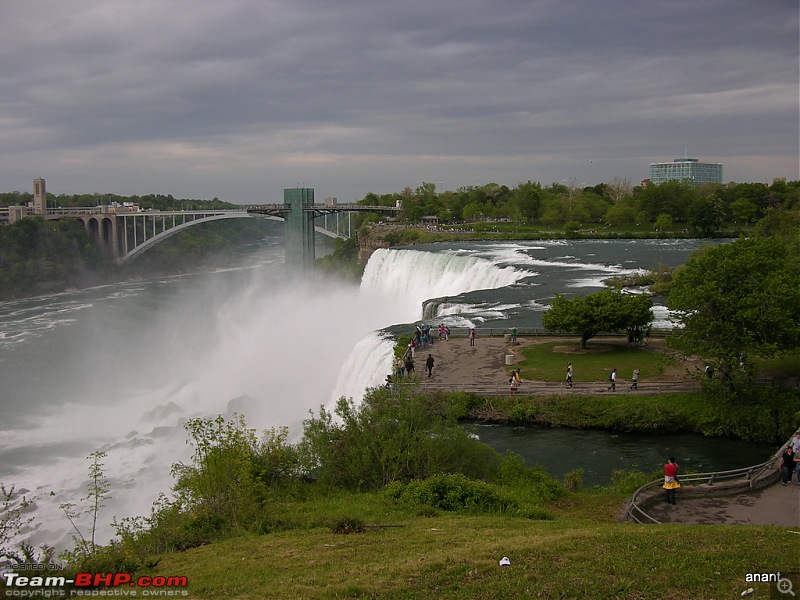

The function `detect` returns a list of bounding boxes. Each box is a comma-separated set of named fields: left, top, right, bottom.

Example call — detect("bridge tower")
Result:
left=33, top=177, right=46, bottom=215
left=284, top=187, right=315, bottom=270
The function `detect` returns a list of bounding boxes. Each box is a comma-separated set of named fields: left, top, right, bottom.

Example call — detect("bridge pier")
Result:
left=77, top=212, right=122, bottom=260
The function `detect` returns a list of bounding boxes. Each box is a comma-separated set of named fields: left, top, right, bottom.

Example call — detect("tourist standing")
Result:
left=789, top=431, right=800, bottom=453
left=511, top=326, right=517, bottom=342
left=663, top=457, right=680, bottom=505
left=780, top=446, right=795, bottom=485
left=405, top=356, right=415, bottom=375
left=469, top=328, right=476, bottom=346
left=566, top=363, right=573, bottom=388
left=790, top=432, right=800, bottom=484
left=425, top=354, right=435, bottom=378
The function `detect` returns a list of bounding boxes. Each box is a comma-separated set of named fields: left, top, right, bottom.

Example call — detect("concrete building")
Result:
left=648, top=158, right=723, bottom=186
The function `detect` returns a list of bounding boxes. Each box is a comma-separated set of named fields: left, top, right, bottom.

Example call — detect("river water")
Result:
left=0, top=236, right=773, bottom=549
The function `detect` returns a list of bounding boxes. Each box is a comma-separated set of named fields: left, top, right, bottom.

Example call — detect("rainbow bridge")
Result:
left=39, top=188, right=397, bottom=268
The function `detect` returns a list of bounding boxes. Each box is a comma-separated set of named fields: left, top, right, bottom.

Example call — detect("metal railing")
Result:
left=623, top=438, right=792, bottom=524
left=404, top=379, right=698, bottom=396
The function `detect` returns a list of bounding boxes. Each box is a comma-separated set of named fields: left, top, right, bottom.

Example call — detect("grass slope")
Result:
left=142, top=493, right=795, bottom=599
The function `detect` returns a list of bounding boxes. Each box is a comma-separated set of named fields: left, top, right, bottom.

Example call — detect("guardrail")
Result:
left=623, top=439, right=791, bottom=524
left=403, top=379, right=698, bottom=396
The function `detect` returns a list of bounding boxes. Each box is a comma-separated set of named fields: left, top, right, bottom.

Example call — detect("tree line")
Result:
left=356, top=178, right=800, bottom=235
left=0, top=191, right=236, bottom=212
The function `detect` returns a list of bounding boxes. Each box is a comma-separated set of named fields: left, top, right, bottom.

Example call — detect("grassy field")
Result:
left=516, top=339, right=686, bottom=384
left=136, top=491, right=796, bottom=599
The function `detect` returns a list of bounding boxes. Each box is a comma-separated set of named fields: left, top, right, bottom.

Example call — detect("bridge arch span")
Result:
left=121, top=212, right=346, bottom=263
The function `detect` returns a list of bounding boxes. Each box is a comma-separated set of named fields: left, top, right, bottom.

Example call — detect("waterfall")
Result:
left=359, top=248, right=524, bottom=321
left=327, top=247, right=527, bottom=404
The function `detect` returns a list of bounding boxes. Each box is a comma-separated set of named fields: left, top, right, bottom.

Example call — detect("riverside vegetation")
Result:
left=2, top=376, right=797, bottom=598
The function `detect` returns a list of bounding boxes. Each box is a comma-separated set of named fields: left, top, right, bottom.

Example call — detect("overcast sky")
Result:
left=1, top=0, right=798, bottom=203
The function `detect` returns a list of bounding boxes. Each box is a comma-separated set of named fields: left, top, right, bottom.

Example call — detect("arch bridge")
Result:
left=48, top=188, right=397, bottom=268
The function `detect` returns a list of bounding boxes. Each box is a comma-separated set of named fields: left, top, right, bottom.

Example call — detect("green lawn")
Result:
left=516, top=340, right=682, bottom=383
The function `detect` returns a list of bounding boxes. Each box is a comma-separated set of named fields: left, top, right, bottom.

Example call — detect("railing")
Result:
left=623, top=439, right=791, bottom=524
left=403, top=379, right=698, bottom=396
left=412, top=327, right=672, bottom=339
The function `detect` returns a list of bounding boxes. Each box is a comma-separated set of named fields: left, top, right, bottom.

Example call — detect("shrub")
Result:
left=563, top=469, right=584, bottom=492
left=607, top=469, right=659, bottom=495
left=495, top=453, right=565, bottom=499
left=330, top=516, right=365, bottom=535
left=385, top=474, right=516, bottom=514
left=300, top=387, right=502, bottom=491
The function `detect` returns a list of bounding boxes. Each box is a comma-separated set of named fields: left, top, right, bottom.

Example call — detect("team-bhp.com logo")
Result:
left=2, top=572, right=189, bottom=597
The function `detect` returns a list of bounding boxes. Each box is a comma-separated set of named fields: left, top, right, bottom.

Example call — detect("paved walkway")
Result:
left=643, top=479, right=800, bottom=526
left=408, top=334, right=697, bottom=395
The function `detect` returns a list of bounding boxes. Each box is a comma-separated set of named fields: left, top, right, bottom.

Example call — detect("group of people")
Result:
left=394, top=323, right=444, bottom=383
left=562, top=364, right=641, bottom=390
left=780, top=432, right=800, bottom=486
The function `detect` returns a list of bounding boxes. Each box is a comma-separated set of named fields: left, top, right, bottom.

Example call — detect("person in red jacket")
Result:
left=663, top=456, right=680, bottom=505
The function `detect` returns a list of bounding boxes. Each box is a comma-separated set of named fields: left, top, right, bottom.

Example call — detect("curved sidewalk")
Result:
left=641, top=480, right=800, bottom=526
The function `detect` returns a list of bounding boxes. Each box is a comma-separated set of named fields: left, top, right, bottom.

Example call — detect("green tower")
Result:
left=284, top=187, right=315, bottom=270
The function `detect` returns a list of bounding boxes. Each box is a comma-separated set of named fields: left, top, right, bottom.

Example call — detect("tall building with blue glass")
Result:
left=648, top=157, right=723, bottom=185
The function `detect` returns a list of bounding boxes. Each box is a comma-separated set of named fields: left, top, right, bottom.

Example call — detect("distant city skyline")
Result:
left=1, top=1, right=797, bottom=203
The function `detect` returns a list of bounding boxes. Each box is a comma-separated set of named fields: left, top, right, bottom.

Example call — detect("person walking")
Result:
left=425, top=354, right=435, bottom=378
left=663, top=457, right=680, bottom=505
left=509, top=369, right=521, bottom=395
left=630, top=368, right=640, bottom=390
left=566, top=363, right=573, bottom=388
left=780, top=446, right=796, bottom=486
left=468, top=328, right=476, bottom=346
left=607, top=368, right=617, bottom=391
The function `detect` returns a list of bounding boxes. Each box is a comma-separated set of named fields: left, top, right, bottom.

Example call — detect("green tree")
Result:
left=59, top=451, right=111, bottom=559
left=509, top=181, right=542, bottom=223
left=654, top=213, right=673, bottom=232
left=300, top=387, right=500, bottom=491
left=667, top=237, right=800, bottom=373
left=729, top=197, right=758, bottom=225
left=542, top=290, right=654, bottom=349
left=689, top=195, right=725, bottom=236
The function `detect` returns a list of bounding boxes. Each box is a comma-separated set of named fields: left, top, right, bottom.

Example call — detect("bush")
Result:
left=563, top=469, right=584, bottom=492
left=330, top=516, right=365, bottom=535
left=606, top=469, right=658, bottom=495
left=383, top=474, right=516, bottom=514
left=300, top=387, right=502, bottom=491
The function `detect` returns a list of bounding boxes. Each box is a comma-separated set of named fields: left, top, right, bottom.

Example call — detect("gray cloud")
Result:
left=1, top=0, right=797, bottom=202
